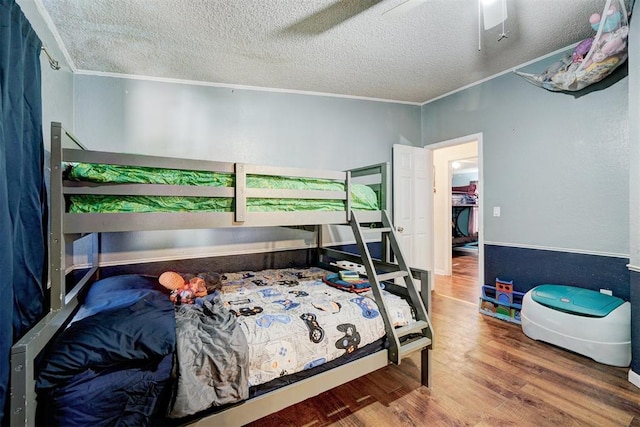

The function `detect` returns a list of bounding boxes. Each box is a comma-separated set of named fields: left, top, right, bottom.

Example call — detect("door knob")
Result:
left=397, top=226, right=404, bottom=232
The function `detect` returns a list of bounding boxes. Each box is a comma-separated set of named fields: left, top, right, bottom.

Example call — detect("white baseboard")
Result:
left=629, top=369, right=640, bottom=389
left=484, top=241, right=629, bottom=259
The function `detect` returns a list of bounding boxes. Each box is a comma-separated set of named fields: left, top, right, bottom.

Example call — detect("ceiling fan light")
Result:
left=481, top=0, right=507, bottom=30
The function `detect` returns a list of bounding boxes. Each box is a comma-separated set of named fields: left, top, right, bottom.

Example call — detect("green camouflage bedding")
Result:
left=66, top=163, right=379, bottom=213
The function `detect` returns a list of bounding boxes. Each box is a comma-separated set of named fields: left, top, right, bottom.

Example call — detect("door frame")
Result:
left=425, top=133, right=484, bottom=289
left=434, top=144, right=478, bottom=276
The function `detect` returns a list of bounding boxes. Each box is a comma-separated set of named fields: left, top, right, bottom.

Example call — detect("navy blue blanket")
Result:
left=36, top=275, right=176, bottom=427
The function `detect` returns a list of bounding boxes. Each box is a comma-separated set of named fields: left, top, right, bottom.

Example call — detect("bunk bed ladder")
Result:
left=350, top=210, right=433, bottom=365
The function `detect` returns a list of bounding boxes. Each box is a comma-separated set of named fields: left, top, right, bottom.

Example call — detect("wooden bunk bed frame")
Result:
left=10, top=122, right=433, bottom=427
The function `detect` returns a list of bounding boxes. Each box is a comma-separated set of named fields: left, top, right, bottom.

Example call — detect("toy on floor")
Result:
left=478, top=278, right=524, bottom=324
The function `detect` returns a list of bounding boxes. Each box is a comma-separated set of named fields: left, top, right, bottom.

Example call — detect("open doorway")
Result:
left=430, top=136, right=482, bottom=304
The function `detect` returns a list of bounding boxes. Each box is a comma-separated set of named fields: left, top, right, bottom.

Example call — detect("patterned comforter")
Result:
left=217, top=267, right=414, bottom=387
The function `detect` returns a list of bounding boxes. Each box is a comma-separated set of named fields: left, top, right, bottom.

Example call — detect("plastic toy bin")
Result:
left=521, top=284, right=631, bottom=367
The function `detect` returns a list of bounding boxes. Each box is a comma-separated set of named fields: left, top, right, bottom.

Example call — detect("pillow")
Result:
left=37, top=293, right=175, bottom=390
left=72, top=274, right=166, bottom=322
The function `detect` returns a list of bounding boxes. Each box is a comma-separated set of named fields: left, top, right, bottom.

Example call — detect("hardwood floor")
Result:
left=247, top=252, right=640, bottom=426
left=434, top=249, right=479, bottom=304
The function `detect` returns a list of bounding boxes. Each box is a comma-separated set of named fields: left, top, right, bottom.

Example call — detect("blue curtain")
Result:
left=0, top=0, right=46, bottom=422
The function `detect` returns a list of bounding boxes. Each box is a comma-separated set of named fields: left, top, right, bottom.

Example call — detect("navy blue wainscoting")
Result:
left=484, top=244, right=630, bottom=301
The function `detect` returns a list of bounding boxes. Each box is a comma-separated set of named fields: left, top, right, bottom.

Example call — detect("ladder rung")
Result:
left=361, top=227, right=392, bottom=233
left=399, top=337, right=432, bottom=357
left=377, top=271, right=408, bottom=282
left=395, top=320, right=430, bottom=338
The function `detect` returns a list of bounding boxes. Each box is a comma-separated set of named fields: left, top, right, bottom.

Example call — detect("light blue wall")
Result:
left=452, top=172, right=478, bottom=187
left=41, top=63, right=73, bottom=149
left=73, top=76, right=421, bottom=170
left=40, top=62, right=73, bottom=244
left=423, top=47, right=636, bottom=375
left=422, top=65, right=629, bottom=256
left=17, top=0, right=74, bottom=149
left=72, top=75, right=422, bottom=262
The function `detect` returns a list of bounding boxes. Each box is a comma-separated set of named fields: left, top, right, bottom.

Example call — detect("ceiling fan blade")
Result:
left=382, top=0, right=428, bottom=20
left=285, top=0, right=383, bottom=34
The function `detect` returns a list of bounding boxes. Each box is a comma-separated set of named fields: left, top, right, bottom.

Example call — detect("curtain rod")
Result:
left=41, top=46, right=60, bottom=70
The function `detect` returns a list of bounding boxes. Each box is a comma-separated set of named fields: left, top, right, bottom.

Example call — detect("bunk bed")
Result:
left=452, top=183, right=478, bottom=248
left=10, top=122, right=434, bottom=426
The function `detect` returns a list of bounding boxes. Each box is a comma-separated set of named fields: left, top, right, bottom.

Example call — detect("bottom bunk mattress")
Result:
left=36, top=267, right=415, bottom=425
left=218, top=268, right=412, bottom=385
left=170, top=267, right=414, bottom=418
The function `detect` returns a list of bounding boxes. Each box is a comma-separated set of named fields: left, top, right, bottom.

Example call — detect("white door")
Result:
left=392, top=144, right=433, bottom=271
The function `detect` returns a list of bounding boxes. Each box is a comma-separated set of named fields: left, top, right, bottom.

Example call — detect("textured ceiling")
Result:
left=39, top=0, right=610, bottom=104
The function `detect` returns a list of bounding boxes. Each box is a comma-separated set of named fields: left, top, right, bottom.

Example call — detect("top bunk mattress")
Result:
left=65, top=162, right=379, bottom=213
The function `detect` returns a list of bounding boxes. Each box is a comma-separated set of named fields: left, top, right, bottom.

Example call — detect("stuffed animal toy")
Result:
left=590, top=27, right=627, bottom=63
left=589, top=6, right=622, bottom=33
left=538, top=52, right=573, bottom=82
left=572, top=37, right=594, bottom=63
left=183, top=272, right=222, bottom=294
left=159, top=271, right=184, bottom=291
left=159, top=271, right=222, bottom=305
left=583, top=3, right=627, bottom=65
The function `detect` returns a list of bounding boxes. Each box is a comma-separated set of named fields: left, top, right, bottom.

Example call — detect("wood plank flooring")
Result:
left=247, top=252, right=640, bottom=426
left=434, top=250, right=480, bottom=304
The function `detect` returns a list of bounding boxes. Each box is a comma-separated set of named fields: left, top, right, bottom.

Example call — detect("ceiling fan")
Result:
left=286, top=0, right=507, bottom=38
left=284, top=0, right=427, bottom=34
left=382, top=0, right=508, bottom=44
